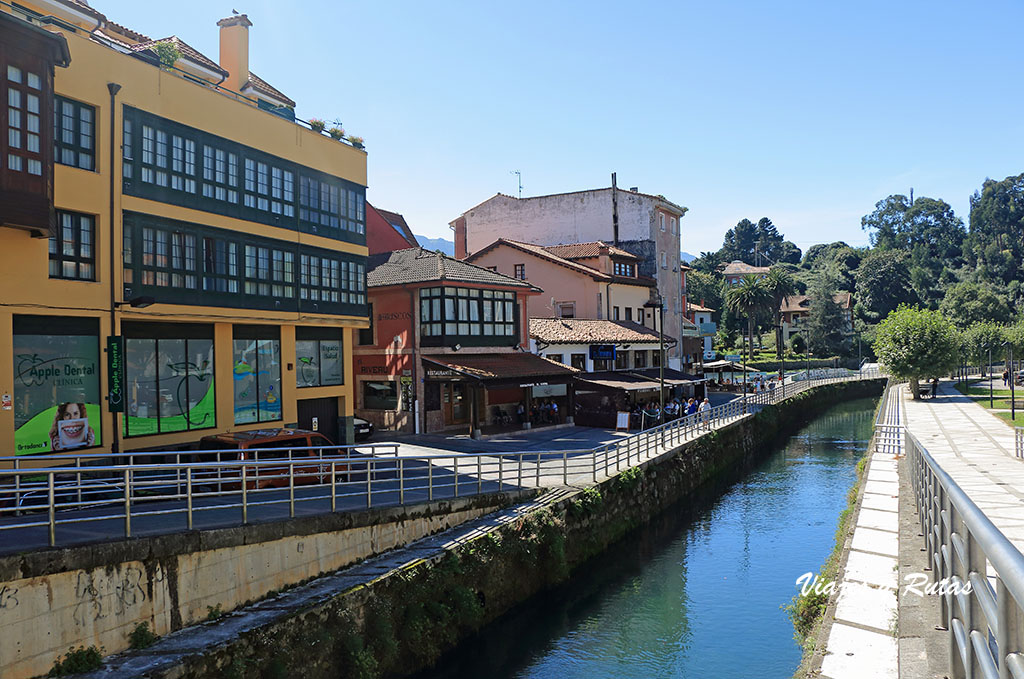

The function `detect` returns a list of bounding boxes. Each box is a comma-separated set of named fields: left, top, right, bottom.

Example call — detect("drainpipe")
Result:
left=107, top=82, right=121, bottom=456
left=611, top=172, right=619, bottom=246
left=409, top=289, right=420, bottom=434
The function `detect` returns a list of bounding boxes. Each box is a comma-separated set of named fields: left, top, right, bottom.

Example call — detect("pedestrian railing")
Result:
left=1016, top=427, right=1023, bottom=460
left=908, top=425, right=1024, bottom=679
left=0, top=371, right=881, bottom=548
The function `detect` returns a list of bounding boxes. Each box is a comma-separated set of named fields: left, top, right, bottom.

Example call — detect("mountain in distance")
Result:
left=680, top=251, right=696, bottom=263
left=415, top=234, right=455, bottom=256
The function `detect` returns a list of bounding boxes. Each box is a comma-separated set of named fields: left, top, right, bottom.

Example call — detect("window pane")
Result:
left=157, top=339, right=188, bottom=432
left=257, top=339, right=281, bottom=422
left=319, top=339, right=343, bottom=385
left=186, top=339, right=215, bottom=429
left=125, top=339, right=159, bottom=436
left=295, top=339, right=320, bottom=387
left=232, top=339, right=259, bottom=424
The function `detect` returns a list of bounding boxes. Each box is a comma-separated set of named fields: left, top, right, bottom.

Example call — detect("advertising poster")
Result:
left=14, top=334, right=102, bottom=455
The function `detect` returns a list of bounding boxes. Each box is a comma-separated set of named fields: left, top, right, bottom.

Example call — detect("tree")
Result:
left=687, top=271, right=723, bottom=317
left=874, top=305, right=959, bottom=399
left=720, top=219, right=758, bottom=264
left=777, top=240, right=803, bottom=265
left=938, top=281, right=1011, bottom=328
left=806, top=272, right=849, bottom=357
left=790, top=333, right=806, bottom=355
left=966, top=174, right=1024, bottom=289
left=854, top=250, right=918, bottom=321
left=960, top=321, right=1006, bottom=376
left=725, top=275, right=773, bottom=370
left=763, top=267, right=796, bottom=359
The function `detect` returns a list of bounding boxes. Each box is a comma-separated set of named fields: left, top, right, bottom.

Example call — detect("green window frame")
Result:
left=122, top=106, right=365, bottom=244
left=419, top=287, right=517, bottom=346
left=49, top=210, right=95, bottom=280
left=54, top=95, right=94, bottom=171
left=122, top=211, right=366, bottom=316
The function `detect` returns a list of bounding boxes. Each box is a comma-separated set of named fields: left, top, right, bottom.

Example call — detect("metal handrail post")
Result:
left=47, top=472, right=55, bottom=547
left=241, top=464, right=248, bottom=524
left=400, top=458, right=405, bottom=504
left=330, top=462, right=337, bottom=512
left=477, top=456, right=482, bottom=494
left=288, top=462, right=296, bottom=518
left=186, top=467, right=193, bottom=530
left=454, top=456, right=460, bottom=497
left=535, top=452, right=541, bottom=487
left=367, top=459, right=373, bottom=508
left=123, top=468, right=131, bottom=538
left=428, top=460, right=434, bottom=500
left=563, top=450, right=568, bottom=486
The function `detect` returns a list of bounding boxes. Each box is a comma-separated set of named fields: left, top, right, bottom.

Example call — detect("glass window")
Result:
left=634, top=350, right=647, bottom=368
left=232, top=336, right=281, bottom=424
left=571, top=353, right=587, bottom=371
left=547, top=354, right=564, bottom=364
left=363, top=381, right=398, bottom=410
left=615, top=351, right=629, bottom=370
left=7, top=69, right=46, bottom=175
left=49, top=211, right=96, bottom=280
left=295, top=335, right=344, bottom=388
left=124, top=336, right=215, bottom=437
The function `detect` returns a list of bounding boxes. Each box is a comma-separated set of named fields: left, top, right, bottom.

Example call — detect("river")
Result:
left=418, top=396, right=877, bottom=679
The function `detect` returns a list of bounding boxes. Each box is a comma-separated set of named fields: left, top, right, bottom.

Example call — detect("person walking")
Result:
left=1003, top=370, right=1010, bottom=387
left=698, top=397, right=711, bottom=429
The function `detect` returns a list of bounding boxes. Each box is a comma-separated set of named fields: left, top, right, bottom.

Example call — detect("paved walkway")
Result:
left=901, top=379, right=1024, bottom=553
left=819, top=384, right=900, bottom=679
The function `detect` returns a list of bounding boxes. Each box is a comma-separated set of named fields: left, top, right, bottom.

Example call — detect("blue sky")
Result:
left=98, top=0, right=1024, bottom=255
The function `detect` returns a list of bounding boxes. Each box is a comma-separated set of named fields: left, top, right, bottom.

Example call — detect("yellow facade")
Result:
left=1, top=2, right=368, bottom=466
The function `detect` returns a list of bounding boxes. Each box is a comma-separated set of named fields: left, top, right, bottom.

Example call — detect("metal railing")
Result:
left=1016, top=427, right=1023, bottom=460
left=0, top=372, right=879, bottom=548
left=908, top=424, right=1024, bottom=679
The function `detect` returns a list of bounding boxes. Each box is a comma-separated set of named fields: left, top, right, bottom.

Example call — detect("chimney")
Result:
left=598, top=244, right=611, bottom=274
left=217, top=13, right=252, bottom=92
left=452, top=217, right=468, bottom=259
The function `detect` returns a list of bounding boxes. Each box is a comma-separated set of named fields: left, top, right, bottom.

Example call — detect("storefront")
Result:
left=421, top=353, right=577, bottom=436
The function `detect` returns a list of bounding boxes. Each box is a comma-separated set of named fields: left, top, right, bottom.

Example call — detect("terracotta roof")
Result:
left=780, top=293, right=853, bottom=314
left=56, top=0, right=104, bottom=20
left=423, top=353, right=578, bottom=381
left=529, top=319, right=674, bottom=346
left=468, top=239, right=612, bottom=281
left=244, top=72, right=296, bottom=108
left=543, top=241, right=639, bottom=261
left=373, top=206, right=419, bottom=248
left=720, top=261, right=771, bottom=276
left=367, top=248, right=536, bottom=289
left=688, top=303, right=715, bottom=313
left=104, top=20, right=150, bottom=43
left=131, top=37, right=228, bottom=77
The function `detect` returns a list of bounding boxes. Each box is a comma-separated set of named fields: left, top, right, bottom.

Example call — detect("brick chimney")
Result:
left=217, top=13, right=252, bottom=92
left=598, top=244, right=611, bottom=274
left=452, top=217, right=468, bottom=259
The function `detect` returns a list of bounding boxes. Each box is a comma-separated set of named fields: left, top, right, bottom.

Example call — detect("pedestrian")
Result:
left=686, top=397, right=698, bottom=416
left=516, top=402, right=526, bottom=424
left=1003, top=370, right=1010, bottom=387
left=698, top=397, right=711, bottom=428
left=930, top=378, right=938, bottom=398
left=550, top=400, right=559, bottom=423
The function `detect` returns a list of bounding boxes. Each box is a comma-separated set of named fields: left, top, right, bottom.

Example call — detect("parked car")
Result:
left=194, top=428, right=347, bottom=489
left=353, top=416, right=374, bottom=441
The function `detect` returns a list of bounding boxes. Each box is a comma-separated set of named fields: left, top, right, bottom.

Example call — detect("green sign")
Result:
left=107, top=336, right=124, bottom=412
left=14, top=333, right=102, bottom=455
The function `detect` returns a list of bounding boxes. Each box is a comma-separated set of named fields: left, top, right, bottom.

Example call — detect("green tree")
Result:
left=790, top=333, right=806, bottom=355
left=725, top=275, right=773, bottom=369
left=686, top=270, right=723, bottom=317
left=966, top=174, right=1024, bottom=289
left=874, top=305, right=960, bottom=399
left=938, top=281, right=1011, bottom=328
left=960, top=321, right=1006, bottom=376
left=854, top=249, right=918, bottom=321
left=806, top=272, right=849, bottom=357
left=720, top=219, right=758, bottom=264
left=763, top=267, right=796, bottom=359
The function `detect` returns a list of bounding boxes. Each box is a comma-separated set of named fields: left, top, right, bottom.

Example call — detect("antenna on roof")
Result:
left=510, top=170, right=522, bottom=198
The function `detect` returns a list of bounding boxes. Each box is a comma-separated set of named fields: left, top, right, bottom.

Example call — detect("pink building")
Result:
left=466, top=239, right=657, bottom=324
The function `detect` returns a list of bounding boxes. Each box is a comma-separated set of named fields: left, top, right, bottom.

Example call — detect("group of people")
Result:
left=632, top=396, right=711, bottom=428
left=515, top=399, right=560, bottom=426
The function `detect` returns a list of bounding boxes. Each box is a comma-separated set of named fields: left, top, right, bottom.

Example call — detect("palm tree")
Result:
left=763, top=267, right=797, bottom=359
left=726, top=275, right=773, bottom=373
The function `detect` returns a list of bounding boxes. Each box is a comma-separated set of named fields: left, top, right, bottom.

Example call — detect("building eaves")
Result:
left=529, top=318, right=671, bottom=345
left=243, top=72, right=296, bottom=108
left=131, top=36, right=228, bottom=77
left=373, top=206, right=419, bottom=248
left=367, top=247, right=538, bottom=290
left=467, top=239, right=611, bottom=282
left=543, top=241, right=640, bottom=261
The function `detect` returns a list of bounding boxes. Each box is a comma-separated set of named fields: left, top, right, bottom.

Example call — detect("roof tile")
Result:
left=367, top=248, right=535, bottom=289
left=529, top=318, right=674, bottom=345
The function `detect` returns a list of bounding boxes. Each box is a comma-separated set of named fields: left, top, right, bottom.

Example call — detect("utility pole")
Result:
left=611, top=172, right=619, bottom=246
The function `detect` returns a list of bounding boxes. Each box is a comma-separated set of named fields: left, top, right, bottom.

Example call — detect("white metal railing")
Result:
left=908, top=425, right=1024, bottom=679
left=0, top=372, right=881, bottom=548
left=1016, top=427, right=1023, bottom=460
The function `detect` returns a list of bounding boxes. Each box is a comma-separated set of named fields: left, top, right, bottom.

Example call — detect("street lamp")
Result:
left=644, top=296, right=666, bottom=425
left=1005, top=341, right=1016, bottom=422
left=987, top=343, right=994, bottom=409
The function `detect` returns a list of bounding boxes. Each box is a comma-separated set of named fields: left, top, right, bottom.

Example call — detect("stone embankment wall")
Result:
left=0, top=491, right=536, bottom=679
left=79, top=379, right=883, bottom=679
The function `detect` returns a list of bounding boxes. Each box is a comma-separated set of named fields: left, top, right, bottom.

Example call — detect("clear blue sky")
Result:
left=97, top=0, right=1024, bottom=255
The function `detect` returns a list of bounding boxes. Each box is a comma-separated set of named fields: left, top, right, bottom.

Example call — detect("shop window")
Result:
left=124, top=335, right=215, bottom=436
left=49, top=211, right=95, bottom=280
left=296, top=328, right=344, bottom=387
left=363, top=380, right=398, bottom=410
left=232, top=327, right=281, bottom=424
left=13, top=316, right=101, bottom=454
left=634, top=350, right=648, bottom=368
left=593, top=358, right=611, bottom=371
left=615, top=351, right=629, bottom=370
left=571, top=353, right=586, bottom=370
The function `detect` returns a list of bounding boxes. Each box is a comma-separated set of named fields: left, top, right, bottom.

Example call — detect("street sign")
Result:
left=726, top=354, right=741, bottom=362
left=107, top=336, right=124, bottom=412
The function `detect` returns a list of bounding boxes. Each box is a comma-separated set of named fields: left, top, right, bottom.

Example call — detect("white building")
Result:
left=451, top=182, right=687, bottom=368
left=690, top=304, right=716, bottom=360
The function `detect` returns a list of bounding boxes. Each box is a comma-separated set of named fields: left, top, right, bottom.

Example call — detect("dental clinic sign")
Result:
left=13, top=333, right=102, bottom=455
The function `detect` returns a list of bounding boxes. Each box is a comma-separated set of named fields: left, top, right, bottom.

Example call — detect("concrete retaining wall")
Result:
left=73, top=379, right=884, bottom=679
left=0, top=491, right=535, bottom=679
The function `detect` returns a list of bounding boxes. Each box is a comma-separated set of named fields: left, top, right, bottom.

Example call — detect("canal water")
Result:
left=419, top=396, right=877, bottom=679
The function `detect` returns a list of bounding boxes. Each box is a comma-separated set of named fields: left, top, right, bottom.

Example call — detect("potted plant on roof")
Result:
left=348, top=135, right=364, bottom=150
left=328, top=126, right=346, bottom=140
left=308, top=118, right=326, bottom=133
left=153, top=41, right=181, bottom=70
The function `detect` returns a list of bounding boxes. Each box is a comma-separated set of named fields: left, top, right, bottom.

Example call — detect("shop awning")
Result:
left=575, top=371, right=664, bottom=392
left=422, top=353, right=578, bottom=387
left=703, top=360, right=754, bottom=372
left=630, top=368, right=706, bottom=385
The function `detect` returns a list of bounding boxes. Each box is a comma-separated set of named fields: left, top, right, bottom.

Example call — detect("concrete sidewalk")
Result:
left=901, top=380, right=1024, bottom=554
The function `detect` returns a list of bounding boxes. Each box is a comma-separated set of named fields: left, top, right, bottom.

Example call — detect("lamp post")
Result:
left=1005, top=341, right=1015, bottom=422
left=644, top=296, right=666, bottom=424
left=988, top=343, right=994, bottom=409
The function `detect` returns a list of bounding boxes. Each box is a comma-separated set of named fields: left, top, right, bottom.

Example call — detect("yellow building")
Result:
left=0, top=1, right=368, bottom=465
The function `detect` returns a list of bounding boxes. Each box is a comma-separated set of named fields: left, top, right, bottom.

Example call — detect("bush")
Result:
left=128, top=622, right=158, bottom=649
left=49, top=646, right=103, bottom=676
